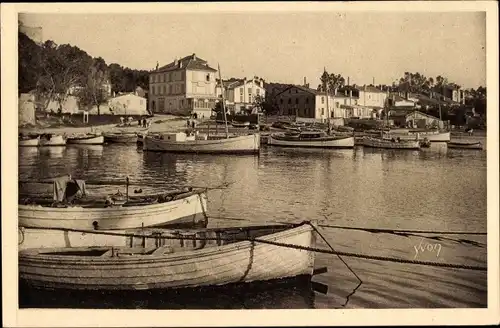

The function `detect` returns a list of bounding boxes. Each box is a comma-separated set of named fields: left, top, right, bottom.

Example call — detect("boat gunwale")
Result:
left=19, top=223, right=314, bottom=263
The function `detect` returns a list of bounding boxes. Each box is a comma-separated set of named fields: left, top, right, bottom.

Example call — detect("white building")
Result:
left=149, top=53, right=218, bottom=118
left=215, top=77, right=266, bottom=113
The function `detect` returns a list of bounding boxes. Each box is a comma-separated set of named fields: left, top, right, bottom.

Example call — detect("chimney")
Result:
left=303, top=77, right=307, bottom=86
left=179, top=61, right=183, bottom=68
left=347, top=77, right=350, bottom=86
left=174, top=58, right=178, bottom=66
left=192, top=53, right=196, bottom=60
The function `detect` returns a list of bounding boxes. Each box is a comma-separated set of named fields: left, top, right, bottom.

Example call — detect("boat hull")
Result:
left=269, top=135, right=354, bottom=148
left=67, top=135, right=104, bottom=145
left=18, top=192, right=208, bottom=230
left=39, top=135, right=66, bottom=147
left=143, top=134, right=260, bottom=154
left=19, top=138, right=40, bottom=147
left=19, top=223, right=316, bottom=291
left=448, top=142, right=483, bottom=150
left=362, top=137, right=420, bottom=149
left=104, top=134, right=138, bottom=144
left=382, top=131, right=451, bottom=142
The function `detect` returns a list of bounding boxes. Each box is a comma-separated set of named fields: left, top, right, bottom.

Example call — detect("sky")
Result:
left=19, top=10, right=486, bottom=89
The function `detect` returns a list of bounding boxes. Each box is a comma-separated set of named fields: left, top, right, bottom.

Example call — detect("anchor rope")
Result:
left=19, top=225, right=487, bottom=271
left=309, top=223, right=362, bottom=307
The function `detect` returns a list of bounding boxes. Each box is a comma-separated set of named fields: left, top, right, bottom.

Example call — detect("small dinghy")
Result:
left=19, top=222, right=317, bottom=291
left=19, top=134, right=40, bottom=147
left=39, top=134, right=66, bottom=147
left=231, top=121, right=250, bottom=128
left=67, top=134, right=104, bottom=145
left=104, top=133, right=138, bottom=144
left=362, top=136, right=420, bottom=150
left=447, top=141, right=483, bottom=150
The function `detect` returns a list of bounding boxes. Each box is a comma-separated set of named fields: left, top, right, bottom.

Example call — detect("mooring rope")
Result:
left=308, top=223, right=363, bottom=307
left=207, top=215, right=486, bottom=247
left=20, top=225, right=487, bottom=271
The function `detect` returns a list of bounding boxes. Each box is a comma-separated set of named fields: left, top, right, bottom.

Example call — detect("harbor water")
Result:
left=18, top=141, right=487, bottom=309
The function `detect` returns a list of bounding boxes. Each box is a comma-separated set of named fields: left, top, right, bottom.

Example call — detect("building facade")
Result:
left=273, top=85, right=355, bottom=123
left=149, top=53, right=218, bottom=117
left=215, top=77, right=266, bottom=113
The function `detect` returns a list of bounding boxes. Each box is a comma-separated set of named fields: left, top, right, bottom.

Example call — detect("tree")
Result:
left=36, top=41, right=92, bottom=113
left=78, top=58, right=109, bottom=115
left=317, top=69, right=345, bottom=93
left=18, top=31, right=42, bottom=94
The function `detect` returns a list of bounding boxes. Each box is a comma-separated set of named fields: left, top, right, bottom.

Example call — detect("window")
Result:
left=140, top=100, right=143, bottom=105
left=240, top=88, right=243, bottom=95
left=321, top=97, right=325, bottom=104
left=289, top=89, right=291, bottom=94
left=288, top=99, right=291, bottom=104
left=306, top=98, right=309, bottom=104
left=249, top=95, right=252, bottom=103
left=206, top=74, right=210, bottom=82
left=295, top=98, right=299, bottom=105
left=321, top=108, right=324, bottom=115
left=256, top=89, right=260, bottom=95
left=295, top=89, right=298, bottom=93
left=162, top=85, right=166, bottom=95
left=280, top=99, right=284, bottom=104
left=181, top=84, right=185, bottom=93
left=169, top=85, right=172, bottom=94
left=248, top=88, right=252, bottom=95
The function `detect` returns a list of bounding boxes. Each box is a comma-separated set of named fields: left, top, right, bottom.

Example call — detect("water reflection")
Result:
left=66, top=145, right=104, bottom=158
left=38, top=146, right=66, bottom=159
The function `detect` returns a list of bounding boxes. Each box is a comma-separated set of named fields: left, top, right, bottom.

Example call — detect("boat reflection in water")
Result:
left=66, top=144, right=104, bottom=158
left=19, top=275, right=316, bottom=309
left=38, top=146, right=66, bottom=159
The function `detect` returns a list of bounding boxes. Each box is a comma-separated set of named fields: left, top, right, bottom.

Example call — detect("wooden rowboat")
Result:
left=67, top=134, right=104, bottom=145
left=362, top=136, right=420, bottom=150
left=269, top=131, right=354, bottom=149
left=19, top=135, right=40, bottom=147
left=19, top=222, right=316, bottom=291
left=104, top=133, right=138, bottom=144
left=447, top=141, right=483, bottom=150
left=39, top=134, right=66, bottom=147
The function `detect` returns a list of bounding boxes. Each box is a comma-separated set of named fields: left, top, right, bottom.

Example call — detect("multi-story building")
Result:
left=273, top=85, right=356, bottom=123
left=215, top=77, right=266, bottom=113
left=149, top=53, right=218, bottom=117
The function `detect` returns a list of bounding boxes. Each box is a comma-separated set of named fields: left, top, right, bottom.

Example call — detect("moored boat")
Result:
left=19, top=222, right=316, bottom=291
left=39, top=134, right=66, bottom=147
left=231, top=121, right=250, bottom=128
left=143, top=132, right=260, bottom=154
left=67, top=134, right=104, bottom=145
left=383, top=129, right=450, bottom=142
left=268, top=130, right=354, bottom=149
left=104, top=133, right=138, bottom=144
left=19, top=134, right=40, bottom=147
left=19, top=176, right=209, bottom=230
left=362, top=136, right=420, bottom=149
left=447, top=141, right=483, bottom=150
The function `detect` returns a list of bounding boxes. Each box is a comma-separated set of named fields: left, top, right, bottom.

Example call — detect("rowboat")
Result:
left=39, top=134, right=66, bottom=147
left=143, top=132, right=260, bottom=154
left=67, top=134, right=104, bottom=145
left=19, top=177, right=209, bottom=230
left=19, top=135, right=40, bottom=147
left=362, top=136, right=420, bottom=149
left=231, top=121, right=250, bottom=128
left=104, top=133, right=138, bottom=144
left=268, top=131, right=354, bottom=149
left=447, top=141, right=483, bottom=150
left=19, top=222, right=316, bottom=291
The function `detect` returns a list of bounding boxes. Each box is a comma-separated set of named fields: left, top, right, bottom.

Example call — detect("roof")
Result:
left=274, top=84, right=322, bottom=97
left=156, top=54, right=217, bottom=73
left=388, top=109, right=440, bottom=120
left=339, top=85, right=386, bottom=94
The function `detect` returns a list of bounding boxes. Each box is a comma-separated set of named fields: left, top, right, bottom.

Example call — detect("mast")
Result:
left=324, top=67, right=331, bottom=134
left=217, top=63, right=229, bottom=139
